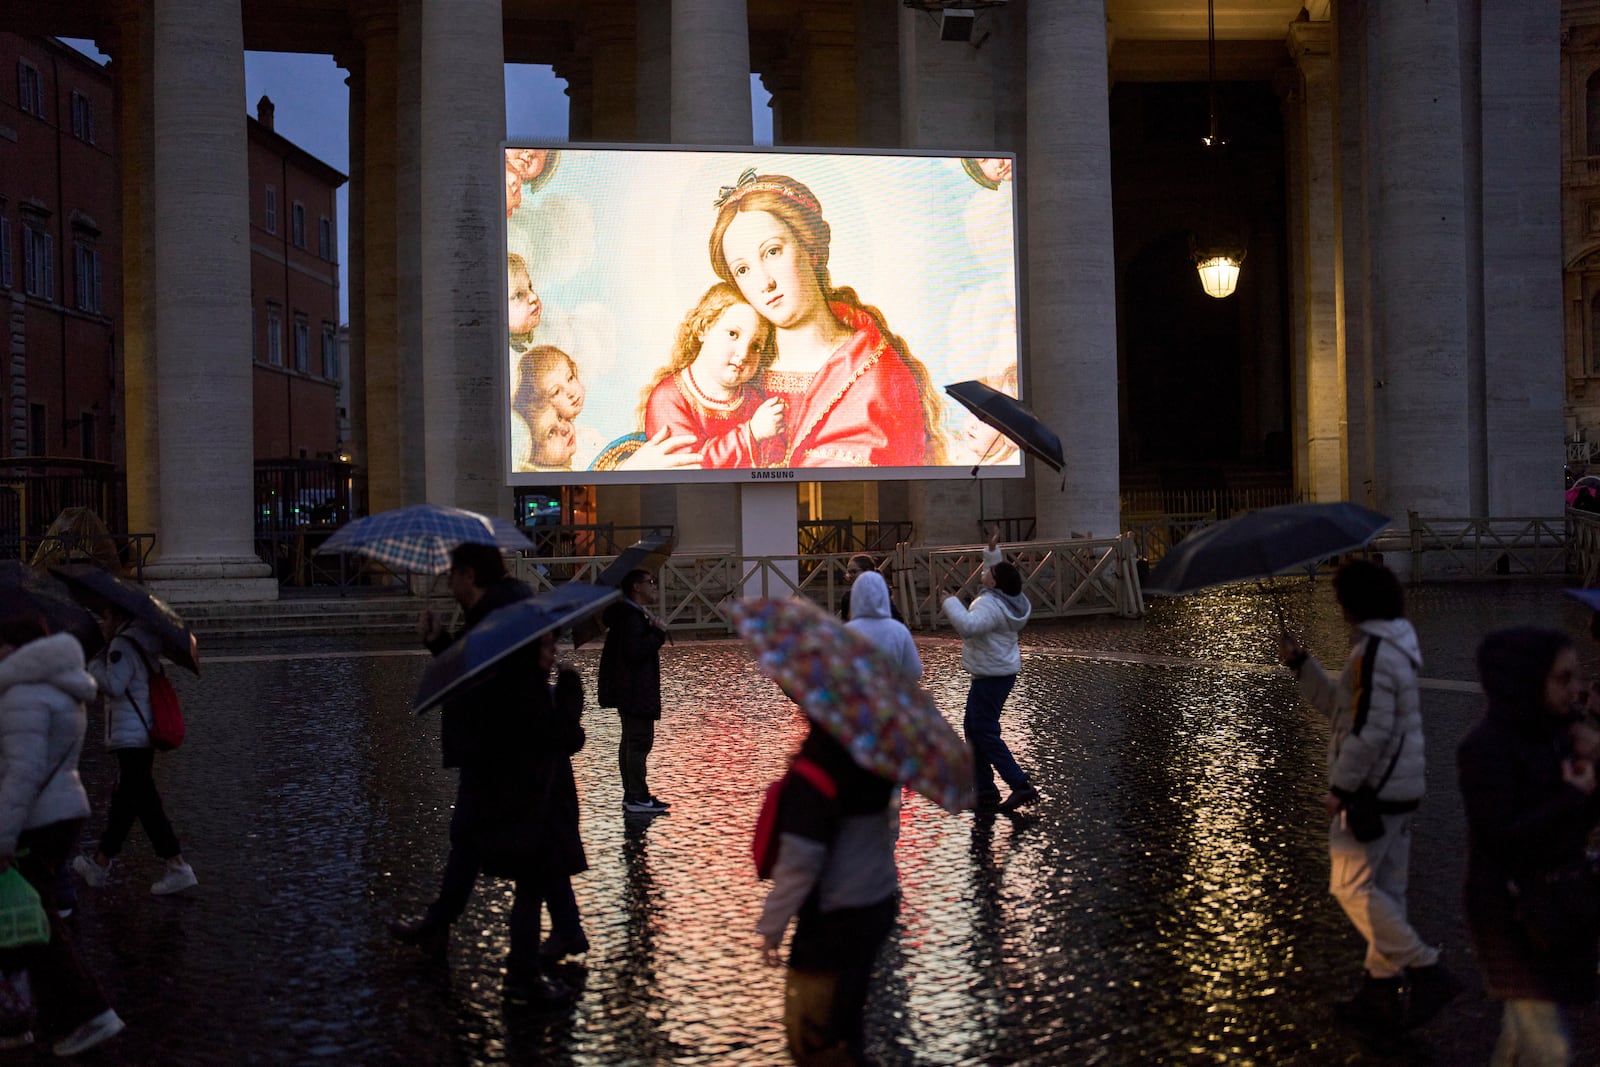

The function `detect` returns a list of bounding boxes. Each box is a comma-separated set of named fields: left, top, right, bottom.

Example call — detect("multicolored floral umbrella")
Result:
left=729, top=597, right=973, bottom=813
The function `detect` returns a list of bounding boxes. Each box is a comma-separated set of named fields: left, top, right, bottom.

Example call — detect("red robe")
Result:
left=642, top=369, right=772, bottom=469
left=762, top=303, right=929, bottom=468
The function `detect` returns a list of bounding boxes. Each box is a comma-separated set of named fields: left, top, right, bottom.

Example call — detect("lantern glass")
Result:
left=1195, top=254, right=1242, bottom=299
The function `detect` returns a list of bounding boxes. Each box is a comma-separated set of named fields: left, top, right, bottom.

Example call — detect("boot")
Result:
left=1333, top=972, right=1409, bottom=1032
left=1404, top=961, right=1463, bottom=1029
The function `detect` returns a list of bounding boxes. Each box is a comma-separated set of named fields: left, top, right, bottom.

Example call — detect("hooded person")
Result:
left=1278, top=559, right=1458, bottom=1033
left=845, top=572, right=920, bottom=680
left=1459, top=627, right=1600, bottom=1063
left=941, top=528, right=1036, bottom=814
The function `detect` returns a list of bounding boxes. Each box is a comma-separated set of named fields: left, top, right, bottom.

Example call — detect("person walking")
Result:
left=598, top=570, right=669, bottom=815
left=72, top=606, right=196, bottom=896
left=1459, top=627, right=1600, bottom=1064
left=1278, top=559, right=1456, bottom=1033
left=0, top=615, right=124, bottom=1056
left=845, top=571, right=919, bottom=680
left=941, top=527, right=1037, bottom=813
left=390, top=544, right=588, bottom=998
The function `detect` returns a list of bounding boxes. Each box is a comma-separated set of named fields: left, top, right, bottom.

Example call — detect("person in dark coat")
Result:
left=389, top=543, right=587, bottom=1004
left=598, top=569, right=669, bottom=814
left=1460, top=627, right=1600, bottom=1063
left=837, top=555, right=902, bottom=625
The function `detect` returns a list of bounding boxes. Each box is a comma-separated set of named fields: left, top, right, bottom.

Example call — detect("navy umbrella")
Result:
left=414, top=581, right=620, bottom=714
left=944, top=380, right=1064, bottom=473
left=1144, top=502, right=1392, bottom=596
left=50, top=564, right=196, bottom=672
left=0, top=563, right=104, bottom=658
left=570, top=534, right=675, bottom=650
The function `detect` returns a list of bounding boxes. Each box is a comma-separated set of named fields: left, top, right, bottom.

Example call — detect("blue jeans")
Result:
left=963, top=674, right=1027, bottom=801
left=1491, top=1000, right=1570, bottom=1066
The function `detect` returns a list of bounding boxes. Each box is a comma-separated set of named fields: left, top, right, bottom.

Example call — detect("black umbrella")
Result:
left=414, top=581, right=621, bottom=714
left=0, top=563, right=103, bottom=657
left=944, top=380, right=1064, bottom=473
left=571, top=535, right=675, bottom=650
left=50, top=565, right=199, bottom=674
left=1144, top=502, right=1392, bottom=596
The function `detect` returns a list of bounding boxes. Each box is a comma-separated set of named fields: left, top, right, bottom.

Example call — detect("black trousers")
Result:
left=98, top=747, right=181, bottom=860
left=618, top=713, right=656, bottom=803
left=0, top=819, right=109, bottom=1040
left=784, top=894, right=898, bottom=1066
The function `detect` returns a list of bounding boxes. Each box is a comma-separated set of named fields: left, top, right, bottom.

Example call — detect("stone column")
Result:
left=342, top=54, right=369, bottom=479
left=143, top=0, right=273, bottom=598
left=418, top=0, right=508, bottom=514
left=1279, top=68, right=1310, bottom=491
left=396, top=0, right=427, bottom=506
left=901, top=4, right=994, bottom=546
left=1337, top=0, right=1376, bottom=508
left=588, top=2, right=638, bottom=141
left=670, top=0, right=751, bottom=557
left=1479, top=0, right=1562, bottom=513
left=856, top=0, right=900, bottom=148
left=1289, top=20, right=1348, bottom=502
left=1028, top=0, right=1120, bottom=539
left=799, top=2, right=856, bottom=147
left=1368, top=1, right=1472, bottom=517
left=636, top=0, right=671, bottom=143
left=111, top=1, right=159, bottom=539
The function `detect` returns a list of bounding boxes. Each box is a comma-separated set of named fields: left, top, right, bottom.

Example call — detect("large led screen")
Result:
left=503, top=146, right=1023, bottom=485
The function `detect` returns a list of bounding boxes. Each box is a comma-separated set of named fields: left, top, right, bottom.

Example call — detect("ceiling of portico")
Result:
left=1106, top=0, right=1317, bottom=41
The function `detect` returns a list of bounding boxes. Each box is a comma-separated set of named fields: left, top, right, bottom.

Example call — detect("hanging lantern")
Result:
left=1191, top=0, right=1246, bottom=300
left=1194, top=250, right=1245, bottom=299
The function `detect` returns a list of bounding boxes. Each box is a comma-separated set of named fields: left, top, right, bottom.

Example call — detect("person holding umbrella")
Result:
left=942, top=527, right=1038, bottom=814
left=72, top=602, right=197, bottom=896
left=1276, top=559, right=1457, bottom=1032
left=598, top=570, right=670, bottom=815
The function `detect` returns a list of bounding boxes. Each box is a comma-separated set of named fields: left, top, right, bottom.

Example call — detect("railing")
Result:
left=1404, top=513, right=1569, bottom=581
left=0, top=532, right=156, bottom=580
left=1572, top=510, right=1600, bottom=586
left=1119, top=486, right=1302, bottom=518
left=510, top=533, right=1145, bottom=632
left=1122, top=511, right=1215, bottom=566
left=797, top=520, right=914, bottom=556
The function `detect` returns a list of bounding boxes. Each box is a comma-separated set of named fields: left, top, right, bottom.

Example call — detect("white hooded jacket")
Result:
left=846, top=572, right=922, bottom=679
left=87, top=621, right=165, bottom=751
left=941, top=546, right=1032, bottom=677
left=0, top=633, right=96, bottom=856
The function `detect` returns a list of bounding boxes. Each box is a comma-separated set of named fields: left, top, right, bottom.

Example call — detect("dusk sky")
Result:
left=62, top=40, right=773, bottom=323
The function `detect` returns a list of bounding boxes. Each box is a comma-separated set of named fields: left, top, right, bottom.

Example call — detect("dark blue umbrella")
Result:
left=414, top=581, right=620, bottom=714
left=570, top=534, right=675, bottom=650
left=1145, top=502, right=1391, bottom=595
left=944, top=380, right=1064, bottom=473
left=50, top=563, right=194, bottom=671
left=1564, top=588, right=1600, bottom=612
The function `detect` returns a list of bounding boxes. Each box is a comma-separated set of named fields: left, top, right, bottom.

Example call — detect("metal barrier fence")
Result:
left=1404, top=513, right=1569, bottom=581
left=511, top=534, right=1145, bottom=632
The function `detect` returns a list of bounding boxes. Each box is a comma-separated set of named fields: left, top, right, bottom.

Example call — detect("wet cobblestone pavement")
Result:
left=32, top=579, right=1600, bottom=1065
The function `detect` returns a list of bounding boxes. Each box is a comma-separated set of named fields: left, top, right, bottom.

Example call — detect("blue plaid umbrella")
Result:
left=414, top=582, right=620, bottom=714
left=316, top=503, right=535, bottom=575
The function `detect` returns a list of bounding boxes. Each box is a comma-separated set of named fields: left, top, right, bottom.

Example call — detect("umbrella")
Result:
left=1568, top=475, right=1600, bottom=511
left=1564, top=588, right=1600, bottom=612
left=50, top=564, right=198, bottom=673
left=315, top=503, right=535, bottom=575
left=570, top=534, right=675, bottom=650
left=0, top=563, right=103, bottom=658
left=414, top=581, right=620, bottom=714
left=729, top=597, right=973, bottom=813
left=1145, top=501, right=1391, bottom=596
left=945, top=379, right=1064, bottom=473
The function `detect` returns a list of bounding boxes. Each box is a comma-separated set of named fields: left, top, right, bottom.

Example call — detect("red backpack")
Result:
left=123, top=640, right=186, bottom=752
left=753, top=757, right=836, bottom=880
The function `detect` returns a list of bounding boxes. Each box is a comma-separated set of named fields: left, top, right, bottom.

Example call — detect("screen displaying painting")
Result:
left=503, top=146, right=1023, bottom=485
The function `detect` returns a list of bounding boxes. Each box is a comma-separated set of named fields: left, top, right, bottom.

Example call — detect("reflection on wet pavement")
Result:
left=56, top=580, right=1600, bottom=1064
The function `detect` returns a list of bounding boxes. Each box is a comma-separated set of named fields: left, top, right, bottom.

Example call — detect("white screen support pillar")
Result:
left=740, top=482, right=799, bottom=599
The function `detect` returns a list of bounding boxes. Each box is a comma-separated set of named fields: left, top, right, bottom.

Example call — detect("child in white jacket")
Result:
left=942, top=528, right=1037, bottom=813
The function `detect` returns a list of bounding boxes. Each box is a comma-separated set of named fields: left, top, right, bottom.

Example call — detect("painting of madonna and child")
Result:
left=503, top=146, right=1024, bottom=485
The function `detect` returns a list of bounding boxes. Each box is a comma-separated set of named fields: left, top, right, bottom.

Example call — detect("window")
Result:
left=70, top=90, right=94, bottom=143
left=318, top=216, right=332, bottom=260
left=78, top=412, right=96, bottom=459
left=0, top=216, right=10, bottom=289
left=266, top=306, right=282, bottom=366
left=73, top=241, right=101, bottom=314
left=16, top=62, right=43, bottom=119
left=291, top=203, right=305, bottom=248
left=28, top=405, right=44, bottom=458
left=22, top=224, right=52, bottom=300
left=294, top=316, right=310, bottom=372
left=321, top=323, right=338, bottom=378
left=264, top=186, right=277, bottom=233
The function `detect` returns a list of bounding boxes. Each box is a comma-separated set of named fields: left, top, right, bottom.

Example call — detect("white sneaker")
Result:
left=150, top=861, right=197, bottom=896
left=71, top=855, right=109, bottom=889
left=52, top=1008, right=123, bottom=1057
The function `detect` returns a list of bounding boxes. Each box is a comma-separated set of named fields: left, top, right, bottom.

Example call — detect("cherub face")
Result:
left=529, top=406, right=576, bottom=468
left=538, top=360, right=585, bottom=420
left=505, top=166, right=524, bottom=218
left=722, top=210, right=819, bottom=331
left=508, top=268, right=542, bottom=339
left=694, top=303, right=766, bottom=396
left=975, top=158, right=1013, bottom=184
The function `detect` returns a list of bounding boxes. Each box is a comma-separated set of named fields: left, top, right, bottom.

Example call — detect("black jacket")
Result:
left=425, top=576, right=532, bottom=769
left=597, top=599, right=665, bottom=719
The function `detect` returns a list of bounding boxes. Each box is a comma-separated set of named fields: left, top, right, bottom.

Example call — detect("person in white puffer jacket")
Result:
left=0, top=620, right=124, bottom=1056
left=941, top=527, right=1037, bottom=814
left=73, top=611, right=196, bottom=897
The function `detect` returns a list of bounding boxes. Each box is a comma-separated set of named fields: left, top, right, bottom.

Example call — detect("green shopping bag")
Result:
left=0, top=869, right=49, bottom=949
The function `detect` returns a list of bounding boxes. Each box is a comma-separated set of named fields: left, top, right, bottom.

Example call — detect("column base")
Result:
left=142, top=556, right=278, bottom=604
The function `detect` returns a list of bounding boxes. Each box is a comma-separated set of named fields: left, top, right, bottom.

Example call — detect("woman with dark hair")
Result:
left=1460, top=627, right=1600, bottom=1063
left=708, top=169, right=946, bottom=469
left=837, top=555, right=902, bottom=625
left=598, top=569, right=670, bottom=814
left=0, top=614, right=123, bottom=1055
